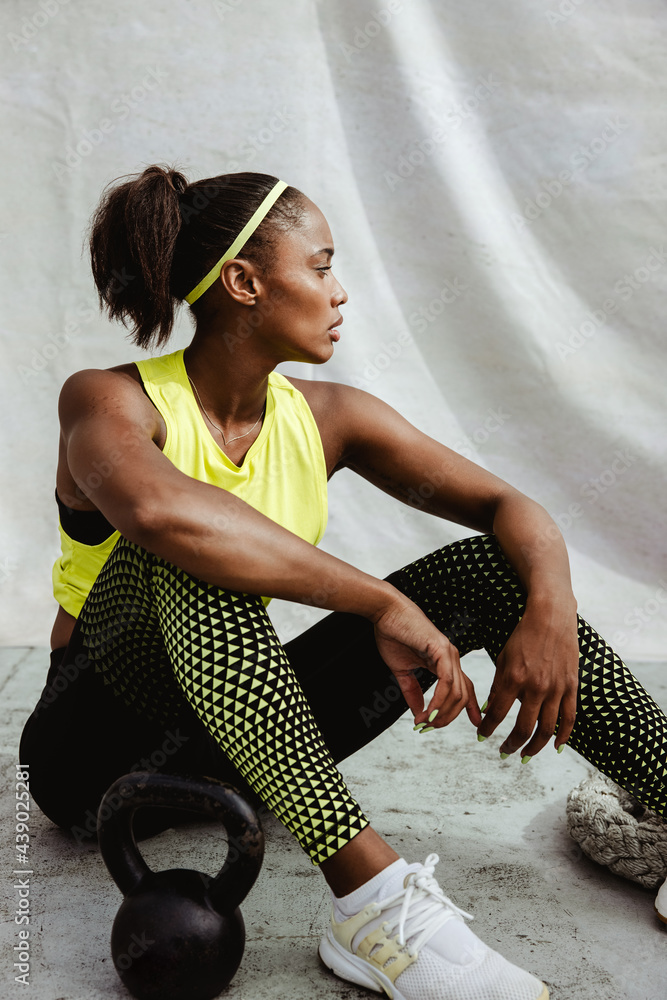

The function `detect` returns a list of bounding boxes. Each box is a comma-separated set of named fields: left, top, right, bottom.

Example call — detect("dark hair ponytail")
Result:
left=88, top=164, right=186, bottom=350
left=88, top=164, right=305, bottom=351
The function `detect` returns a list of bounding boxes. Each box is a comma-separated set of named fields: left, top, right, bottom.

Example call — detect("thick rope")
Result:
left=566, top=772, right=667, bottom=889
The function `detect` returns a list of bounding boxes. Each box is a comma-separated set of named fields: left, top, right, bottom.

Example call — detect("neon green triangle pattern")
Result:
left=76, top=537, right=370, bottom=866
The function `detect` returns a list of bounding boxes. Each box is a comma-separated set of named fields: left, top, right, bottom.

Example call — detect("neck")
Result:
left=183, top=329, right=274, bottom=427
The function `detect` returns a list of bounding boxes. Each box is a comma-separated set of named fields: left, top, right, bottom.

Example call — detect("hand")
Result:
left=477, top=597, right=579, bottom=757
left=372, top=596, right=482, bottom=730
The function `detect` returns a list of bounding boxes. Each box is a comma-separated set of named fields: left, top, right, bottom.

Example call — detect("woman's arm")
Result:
left=59, top=369, right=479, bottom=727
left=481, top=494, right=579, bottom=757
left=59, top=369, right=395, bottom=615
left=326, top=381, right=580, bottom=757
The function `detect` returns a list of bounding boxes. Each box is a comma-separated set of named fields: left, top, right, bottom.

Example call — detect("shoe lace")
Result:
left=369, top=853, right=474, bottom=958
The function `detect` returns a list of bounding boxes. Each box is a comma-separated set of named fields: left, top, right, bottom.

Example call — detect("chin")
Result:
left=300, top=344, right=335, bottom=365
left=319, top=344, right=336, bottom=364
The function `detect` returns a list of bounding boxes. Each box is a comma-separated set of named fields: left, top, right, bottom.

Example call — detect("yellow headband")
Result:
left=184, top=179, right=288, bottom=305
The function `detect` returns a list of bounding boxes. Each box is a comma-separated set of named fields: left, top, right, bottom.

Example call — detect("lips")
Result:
left=328, top=316, right=343, bottom=330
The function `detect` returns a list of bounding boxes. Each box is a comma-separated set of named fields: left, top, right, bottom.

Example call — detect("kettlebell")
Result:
left=97, top=770, right=264, bottom=1000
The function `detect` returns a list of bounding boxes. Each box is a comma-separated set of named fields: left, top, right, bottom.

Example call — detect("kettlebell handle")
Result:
left=97, top=771, right=264, bottom=913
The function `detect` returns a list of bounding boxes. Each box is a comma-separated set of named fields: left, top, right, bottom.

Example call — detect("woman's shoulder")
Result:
left=277, top=373, right=342, bottom=419
left=60, top=361, right=141, bottom=393
left=280, top=373, right=346, bottom=402
left=277, top=375, right=380, bottom=468
left=57, top=362, right=162, bottom=438
left=280, top=374, right=374, bottom=414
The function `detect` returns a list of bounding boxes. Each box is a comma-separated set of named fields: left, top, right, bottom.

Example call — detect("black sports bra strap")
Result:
left=55, top=488, right=116, bottom=545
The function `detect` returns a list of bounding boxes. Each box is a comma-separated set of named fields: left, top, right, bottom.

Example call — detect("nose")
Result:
left=332, top=274, right=348, bottom=307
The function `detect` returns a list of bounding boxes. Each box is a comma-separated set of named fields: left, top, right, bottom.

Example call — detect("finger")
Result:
left=428, top=681, right=468, bottom=728
left=463, top=673, right=482, bottom=728
left=422, top=640, right=462, bottom=708
left=554, top=687, right=578, bottom=749
left=422, top=675, right=463, bottom=727
left=482, top=658, right=504, bottom=717
left=518, top=698, right=561, bottom=758
left=498, top=697, right=543, bottom=756
left=423, top=645, right=465, bottom=726
left=476, top=683, right=518, bottom=739
left=395, top=672, right=425, bottom=721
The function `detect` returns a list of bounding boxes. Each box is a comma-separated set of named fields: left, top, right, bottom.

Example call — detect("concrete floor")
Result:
left=2, top=646, right=665, bottom=1000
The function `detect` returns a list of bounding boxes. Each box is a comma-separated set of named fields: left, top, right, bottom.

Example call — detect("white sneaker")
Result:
left=319, top=853, right=548, bottom=1000
left=655, top=877, right=667, bottom=924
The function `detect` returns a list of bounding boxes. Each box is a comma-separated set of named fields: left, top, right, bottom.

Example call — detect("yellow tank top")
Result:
left=52, top=349, right=328, bottom=616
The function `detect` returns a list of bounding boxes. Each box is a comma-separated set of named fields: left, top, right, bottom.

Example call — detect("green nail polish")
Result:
left=499, top=752, right=510, bottom=760
left=477, top=733, right=486, bottom=742
left=481, top=699, right=488, bottom=713
left=420, top=726, right=435, bottom=734
left=557, top=745, right=565, bottom=754
left=521, top=755, right=532, bottom=764
left=428, top=709, right=438, bottom=723
left=413, top=722, right=426, bottom=731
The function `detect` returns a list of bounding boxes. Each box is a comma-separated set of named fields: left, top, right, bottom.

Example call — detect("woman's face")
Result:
left=251, top=197, right=348, bottom=365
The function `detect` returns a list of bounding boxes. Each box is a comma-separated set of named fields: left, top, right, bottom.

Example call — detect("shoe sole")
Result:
left=319, top=928, right=385, bottom=994
left=655, top=904, right=667, bottom=925
left=319, top=927, right=550, bottom=1000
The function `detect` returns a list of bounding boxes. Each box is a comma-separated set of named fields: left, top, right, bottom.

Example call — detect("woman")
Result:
left=19, top=166, right=667, bottom=1000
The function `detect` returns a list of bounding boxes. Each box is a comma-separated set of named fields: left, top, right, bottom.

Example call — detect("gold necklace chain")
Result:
left=187, top=375, right=266, bottom=446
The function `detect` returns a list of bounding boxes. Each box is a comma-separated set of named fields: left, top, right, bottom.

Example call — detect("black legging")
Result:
left=19, top=533, right=667, bottom=863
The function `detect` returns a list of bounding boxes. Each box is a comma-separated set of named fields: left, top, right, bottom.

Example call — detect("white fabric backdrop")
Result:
left=1, top=0, right=665, bottom=657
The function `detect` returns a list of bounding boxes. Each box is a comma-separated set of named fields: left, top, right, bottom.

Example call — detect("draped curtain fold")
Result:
left=1, top=0, right=665, bottom=655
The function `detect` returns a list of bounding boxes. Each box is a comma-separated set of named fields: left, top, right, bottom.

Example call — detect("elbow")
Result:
left=121, top=499, right=170, bottom=550
left=489, top=486, right=542, bottom=528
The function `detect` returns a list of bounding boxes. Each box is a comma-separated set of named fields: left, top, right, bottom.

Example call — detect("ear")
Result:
left=217, top=258, right=263, bottom=305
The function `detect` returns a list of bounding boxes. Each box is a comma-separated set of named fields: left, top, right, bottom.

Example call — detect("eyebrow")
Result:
left=310, top=247, right=335, bottom=258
